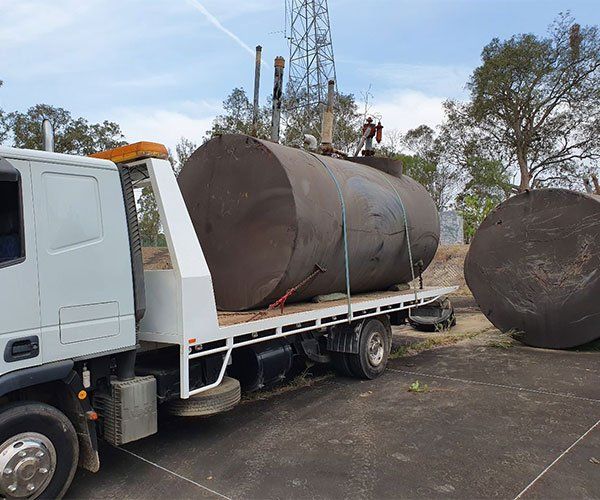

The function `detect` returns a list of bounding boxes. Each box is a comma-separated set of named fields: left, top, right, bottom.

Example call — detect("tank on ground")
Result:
left=178, top=134, right=440, bottom=311
left=464, top=188, right=600, bottom=349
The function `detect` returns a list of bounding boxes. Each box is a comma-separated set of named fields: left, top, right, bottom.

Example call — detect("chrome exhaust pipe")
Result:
left=42, top=119, right=54, bottom=152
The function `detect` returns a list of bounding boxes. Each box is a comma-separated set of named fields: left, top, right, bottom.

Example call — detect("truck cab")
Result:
left=0, top=149, right=138, bottom=371
left=0, top=147, right=141, bottom=498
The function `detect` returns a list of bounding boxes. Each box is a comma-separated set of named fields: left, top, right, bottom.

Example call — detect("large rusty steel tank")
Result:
left=464, top=188, right=600, bottom=349
left=178, top=134, right=440, bottom=311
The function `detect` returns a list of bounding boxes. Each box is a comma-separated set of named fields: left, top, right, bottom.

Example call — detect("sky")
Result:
left=1, top=0, right=599, bottom=152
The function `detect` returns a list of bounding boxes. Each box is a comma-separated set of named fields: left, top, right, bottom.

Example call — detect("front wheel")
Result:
left=0, top=402, right=79, bottom=499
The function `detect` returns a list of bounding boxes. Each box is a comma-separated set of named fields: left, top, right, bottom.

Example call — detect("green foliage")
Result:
left=456, top=157, right=511, bottom=240
left=456, top=194, right=498, bottom=242
left=138, top=137, right=198, bottom=246
left=4, top=104, right=126, bottom=155
left=451, top=12, right=600, bottom=191
left=382, top=125, right=461, bottom=210
left=282, top=89, right=362, bottom=154
left=138, top=186, right=162, bottom=247
left=205, top=87, right=362, bottom=155
left=174, top=136, right=197, bottom=175
left=408, top=380, right=429, bottom=393
left=206, top=87, right=271, bottom=140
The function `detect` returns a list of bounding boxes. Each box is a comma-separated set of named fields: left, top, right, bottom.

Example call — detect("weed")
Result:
left=408, top=380, right=429, bottom=393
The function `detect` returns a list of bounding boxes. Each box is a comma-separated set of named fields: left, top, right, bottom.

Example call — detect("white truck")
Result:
left=0, top=141, right=454, bottom=498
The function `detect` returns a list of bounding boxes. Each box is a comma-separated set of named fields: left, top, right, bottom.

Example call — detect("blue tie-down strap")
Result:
left=0, top=234, right=20, bottom=262
left=308, top=153, right=353, bottom=322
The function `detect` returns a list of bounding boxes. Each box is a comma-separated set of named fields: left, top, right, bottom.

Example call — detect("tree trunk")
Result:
left=592, top=174, right=600, bottom=195
left=517, top=149, right=530, bottom=191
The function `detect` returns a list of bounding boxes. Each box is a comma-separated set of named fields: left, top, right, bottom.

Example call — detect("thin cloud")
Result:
left=185, top=0, right=268, bottom=68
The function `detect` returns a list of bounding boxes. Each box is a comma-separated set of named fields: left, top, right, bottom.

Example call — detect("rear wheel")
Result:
left=0, top=402, right=79, bottom=499
left=347, top=318, right=391, bottom=380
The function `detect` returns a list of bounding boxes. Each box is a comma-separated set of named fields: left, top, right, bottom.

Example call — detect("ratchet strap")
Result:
left=372, top=170, right=419, bottom=306
left=309, top=153, right=353, bottom=322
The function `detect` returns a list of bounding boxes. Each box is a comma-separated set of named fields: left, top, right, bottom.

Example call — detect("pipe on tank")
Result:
left=178, top=134, right=440, bottom=311
left=270, top=56, right=285, bottom=143
left=252, top=45, right=262, bottom=136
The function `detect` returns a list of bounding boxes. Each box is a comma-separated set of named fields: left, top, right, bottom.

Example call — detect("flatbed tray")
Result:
left=217, top=287, right=452, bottom=327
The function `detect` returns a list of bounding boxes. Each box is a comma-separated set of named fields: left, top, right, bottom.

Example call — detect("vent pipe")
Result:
left=270, top=56, right=285, bottom=143
left=252, top=45, right=262, bottom=136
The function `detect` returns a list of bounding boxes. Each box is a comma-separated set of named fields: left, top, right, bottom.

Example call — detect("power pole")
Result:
left=286, top=0, right=337, bottom=111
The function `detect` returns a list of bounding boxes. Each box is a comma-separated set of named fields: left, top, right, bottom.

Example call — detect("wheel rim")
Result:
left=0, top=432, right=56, bottom=498
left=366, top=330, right=385, bottom=367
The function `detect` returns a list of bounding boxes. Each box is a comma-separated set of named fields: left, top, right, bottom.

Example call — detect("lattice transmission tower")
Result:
left=286, top=0, right=337, bottom=110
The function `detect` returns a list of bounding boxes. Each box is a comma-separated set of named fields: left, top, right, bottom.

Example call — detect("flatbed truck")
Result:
left=0, top=142, right=455, bottom=498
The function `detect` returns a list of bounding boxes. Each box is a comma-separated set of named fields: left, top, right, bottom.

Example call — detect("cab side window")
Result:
left=0, top=162, right=24, bottom=267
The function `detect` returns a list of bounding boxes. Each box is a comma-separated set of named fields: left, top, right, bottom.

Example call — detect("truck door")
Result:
left=0, top=158, right=42, bottom=373
left=30, top=160, right=136, bottom=362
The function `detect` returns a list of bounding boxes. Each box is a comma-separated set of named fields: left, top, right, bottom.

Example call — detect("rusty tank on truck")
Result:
left=464, top=188, right=600, bottom=349
left=178, top=134, right=440, bottom=311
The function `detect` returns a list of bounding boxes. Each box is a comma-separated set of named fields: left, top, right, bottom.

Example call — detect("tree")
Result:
left=4, top=104, right=126, bottom=154
left=138, top=137, right=198, bottom=246
left=174, top=137, right=197, bottom=174
left=383, top=125, right=462, bottom=210
left=456, top=157, right=511, bottom=240
left=282, top=90, right=362, bottom=154
left=450, top=13, right=600, bottom=191
left=205, top=87, right=362, bottom=155
left=206, top=88, right=271, bottom=140
left=138, top=186, right=162, bottom=246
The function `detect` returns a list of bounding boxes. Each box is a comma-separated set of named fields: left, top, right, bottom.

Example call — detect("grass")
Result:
left=241, top=366, right=333, bottom=403
left=389, top=329, right=486, bottom=360
left=573, top=339, right=600, bottom=352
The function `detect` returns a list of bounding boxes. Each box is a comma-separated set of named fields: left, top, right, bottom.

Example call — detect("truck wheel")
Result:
left=0, top=402, right=79, bottom=499
left=330, top=352, right=354, bottom=377
left=167, top=376, right=241, bottom=417
left=347, top=318, right=391, bottom=380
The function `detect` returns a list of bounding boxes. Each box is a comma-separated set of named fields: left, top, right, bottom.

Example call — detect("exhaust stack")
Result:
left=42, top=119, right=54, bottom=152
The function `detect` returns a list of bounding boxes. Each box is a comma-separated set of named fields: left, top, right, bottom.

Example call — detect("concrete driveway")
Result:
left=67, top=315, right=600, bottom=499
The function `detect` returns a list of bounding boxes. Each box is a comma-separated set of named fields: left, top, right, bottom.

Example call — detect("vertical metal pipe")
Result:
left=42, top=119, right=54, bottom=152
left=320, top=79, right=335, bottom=151
left=270, top=56, right=285, bottom=143
left=252, top=45, right=262, bottom=136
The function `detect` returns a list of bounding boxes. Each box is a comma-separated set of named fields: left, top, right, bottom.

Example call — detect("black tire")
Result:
left=0, top=402, right=79, bottom=500
left=347, top=318, right=391, bottom=380
left=330, top=351, right=354, bottom=377
left=408, top=297, right=456, bottom=332
left=167, top=376, right=241, bottom=417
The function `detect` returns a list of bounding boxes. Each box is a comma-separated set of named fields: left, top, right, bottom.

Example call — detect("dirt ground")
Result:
left=67, top=310, right=600, bottom=499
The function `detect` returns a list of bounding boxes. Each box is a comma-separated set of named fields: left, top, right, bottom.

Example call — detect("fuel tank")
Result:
left=464, top=188, right=600, bottom=349
left=178, top=134, right=440, bottom=311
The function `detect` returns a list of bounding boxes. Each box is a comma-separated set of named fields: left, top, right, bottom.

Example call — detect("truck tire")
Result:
left=167, top=376, right=241, bottom=417
left=347, top=318, right=391, bottom=380
left=330, top=352, right=354, bottom=377
left=0, top=402, right=79, bottom=500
